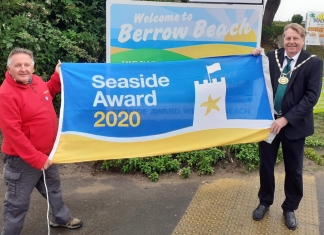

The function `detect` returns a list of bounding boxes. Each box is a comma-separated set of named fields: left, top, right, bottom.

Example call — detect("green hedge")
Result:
left=272, top=25, right=285, bottom=38
left=0, top=0, right=106, bottom=84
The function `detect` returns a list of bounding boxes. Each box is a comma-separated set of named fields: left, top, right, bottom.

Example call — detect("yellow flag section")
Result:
left=53, top=129, right=270, bottom=163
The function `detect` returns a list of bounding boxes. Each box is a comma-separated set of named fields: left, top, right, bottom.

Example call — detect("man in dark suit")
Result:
left=252, top=23, right=323, bottom=230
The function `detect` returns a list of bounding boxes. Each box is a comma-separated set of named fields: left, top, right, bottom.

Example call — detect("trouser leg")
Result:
left=1, top=155, right=42, bottom=235
left=258, top=135, right=281, bottom=207
left=36, top=164, right=70, bottom=224
left=281, top=136, right=305, bottom=212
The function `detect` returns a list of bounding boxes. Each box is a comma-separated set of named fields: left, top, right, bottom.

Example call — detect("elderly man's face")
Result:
left=283, top=28, right=305, bottom=58
left=7, top=53, right=34, bottom=84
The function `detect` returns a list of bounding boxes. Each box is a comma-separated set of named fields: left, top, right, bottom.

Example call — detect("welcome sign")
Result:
left=50, top=54, right=274, bottom=163
left=305, top=11, right=324, bottom=46
left=106, top=0, right=263, bottom=62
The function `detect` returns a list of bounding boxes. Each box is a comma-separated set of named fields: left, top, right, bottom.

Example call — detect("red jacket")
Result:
left=0, top=71, right=61, bottom=170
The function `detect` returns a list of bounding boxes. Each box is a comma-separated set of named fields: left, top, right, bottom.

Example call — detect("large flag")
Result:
left=50, top=54, right=274, bottom=163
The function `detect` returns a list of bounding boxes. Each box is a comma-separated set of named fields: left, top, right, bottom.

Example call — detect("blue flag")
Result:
left=50, top=54, right=274, bottom=163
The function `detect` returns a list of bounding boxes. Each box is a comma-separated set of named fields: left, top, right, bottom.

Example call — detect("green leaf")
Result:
left=6, top=42, right=12, bottom=48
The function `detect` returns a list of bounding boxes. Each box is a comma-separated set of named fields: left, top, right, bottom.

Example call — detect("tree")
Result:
left=292, top=14, right=303, bottom=24
left=262, top=0, right=281, bottom=26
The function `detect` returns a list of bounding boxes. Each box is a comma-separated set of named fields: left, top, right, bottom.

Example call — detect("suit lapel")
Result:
left=273, top=49, right=285, bottom=93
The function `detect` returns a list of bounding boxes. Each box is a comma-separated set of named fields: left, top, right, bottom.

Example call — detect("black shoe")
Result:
left=252, top=205, right=269, bottom=221
left=283, top=211, right=297, bottom=230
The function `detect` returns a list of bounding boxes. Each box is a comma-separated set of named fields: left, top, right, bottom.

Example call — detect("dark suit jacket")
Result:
left=266, top=48, right=323, bottom=140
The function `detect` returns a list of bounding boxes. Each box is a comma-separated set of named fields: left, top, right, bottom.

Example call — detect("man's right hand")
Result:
left=42, top=158, right=52, bottom=170
left=252, top=47, right=264, bottom=56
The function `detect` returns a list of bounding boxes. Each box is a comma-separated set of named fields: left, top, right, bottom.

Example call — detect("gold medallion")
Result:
left=278, top=76, right=289, bottom=85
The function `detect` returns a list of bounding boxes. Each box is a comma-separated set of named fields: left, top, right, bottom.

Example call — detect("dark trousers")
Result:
left=258, top=130, right=305, bottom=212
left=1, top=154, right=71, bottom=235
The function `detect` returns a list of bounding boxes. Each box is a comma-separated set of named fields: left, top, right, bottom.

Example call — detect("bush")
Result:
left=99, top=148, right=226, bottom=181
left=231, top=143, right=260, bottom=171
left=291, top=14, right=303, bottom=24
left=0, top=0, right=106, bottom=84
left=272, top=25, right=285, bottom=38
left=0, top=1, right=106, bottom=114
left=261, top=25, right=275, bottom=43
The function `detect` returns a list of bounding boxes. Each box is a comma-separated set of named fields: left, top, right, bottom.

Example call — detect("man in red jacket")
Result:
left=0, top=48, right=83, bottom=235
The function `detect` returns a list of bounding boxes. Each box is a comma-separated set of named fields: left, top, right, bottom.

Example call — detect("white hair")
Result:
left=7, top=48, right=35, bottom=66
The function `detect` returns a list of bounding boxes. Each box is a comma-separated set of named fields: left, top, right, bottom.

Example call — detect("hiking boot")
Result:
left=50, top=218, right=83, bottom=229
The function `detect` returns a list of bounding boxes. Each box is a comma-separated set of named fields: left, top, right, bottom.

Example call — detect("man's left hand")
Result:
left=55, top=60, right=62, bottom=74
left=42, top=158, right=52, bottom=170
left=271, top=117, right=288, bottom=134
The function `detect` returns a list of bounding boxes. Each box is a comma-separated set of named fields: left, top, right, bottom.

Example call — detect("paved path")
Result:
left=0, top=165, right=323, bottom=235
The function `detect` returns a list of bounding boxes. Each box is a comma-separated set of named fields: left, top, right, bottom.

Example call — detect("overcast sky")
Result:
left=271, top=0, right=323, bottom=21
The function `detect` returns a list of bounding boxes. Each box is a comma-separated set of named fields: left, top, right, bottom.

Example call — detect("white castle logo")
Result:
left=193, top=62, right=227, bottom=129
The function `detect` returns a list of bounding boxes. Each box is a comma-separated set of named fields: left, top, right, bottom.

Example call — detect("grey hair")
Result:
left=282, top=23, right=306, bottom=39
left=7, top=48, right=35, bottom=66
